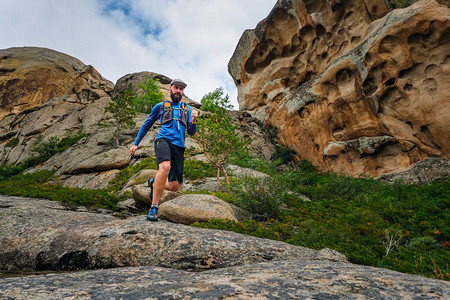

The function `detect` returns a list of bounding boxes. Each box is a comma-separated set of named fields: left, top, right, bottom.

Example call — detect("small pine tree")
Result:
left=102, top=84, right=137, bottom=147
left=194, top=88, right=249, bottom=191
left=200, top=87, right=234, bottom=114
left=134, top=77, right=165, bottom=114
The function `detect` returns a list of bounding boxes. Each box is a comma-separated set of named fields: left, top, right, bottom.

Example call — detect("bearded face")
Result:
left=170, top=90, right=182, bottom=103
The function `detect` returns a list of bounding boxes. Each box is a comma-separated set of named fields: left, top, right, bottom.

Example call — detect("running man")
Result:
left=129, top=78, right=198, bottom=221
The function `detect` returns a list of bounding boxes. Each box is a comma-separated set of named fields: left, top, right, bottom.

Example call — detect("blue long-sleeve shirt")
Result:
left=133, top=101, right=197, bottom=148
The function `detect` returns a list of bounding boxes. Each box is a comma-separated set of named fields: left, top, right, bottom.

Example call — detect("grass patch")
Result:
left=0, top=171, right=121, bottom=210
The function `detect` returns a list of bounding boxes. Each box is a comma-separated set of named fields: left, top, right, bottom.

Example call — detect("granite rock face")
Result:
left=0, top=47, right=114, bottom=120
left=2, top=194, right=449, bottom=298
left=229, top=0, right=450, bottom=177
left=1, top=260, right=449, bottom=299
left=378, top=157, right=450, bottom=184
left=0, top=195, right=342, bottom=273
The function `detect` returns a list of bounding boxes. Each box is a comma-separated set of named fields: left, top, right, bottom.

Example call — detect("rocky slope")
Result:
left=229, top=0, right=450, bottom=177
left=2, top=260, right=450, bottom=299
left=0, top=47, right=276, bottom=191
left=1, top=195, right=342, bottom=272
left=1, top=194, right=449, bottom=299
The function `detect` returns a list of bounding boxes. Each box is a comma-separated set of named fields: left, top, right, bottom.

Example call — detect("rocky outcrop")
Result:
left=0, top=195, right=344, bottom=273
left=0, top=47, right=114, bottom=120
left=229, top=0, right=450, bottom=177
left=378, top=157, right=450, bottom=184
left=1, top=259, right=449, bottom=299
left=0, top=47, right=276, bottom=190
left=112, top=71, right=201, bottom=109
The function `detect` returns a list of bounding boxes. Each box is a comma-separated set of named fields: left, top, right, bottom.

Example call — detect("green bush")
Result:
left=183, top=159, right=217, bottom=180
left=410, top=237, right=440, bottom=250
left=31, top=135, right=60, bottom=158
left=230, top=176, right=288, bottom=221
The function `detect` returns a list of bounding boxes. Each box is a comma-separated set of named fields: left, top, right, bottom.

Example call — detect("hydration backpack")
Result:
left=160, top=101, right=189, bottom=128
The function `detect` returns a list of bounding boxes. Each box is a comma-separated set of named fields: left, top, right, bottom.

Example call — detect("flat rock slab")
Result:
left=0, top=195, right=342, bottom=273
left=1, top=260, right=449, bottom=299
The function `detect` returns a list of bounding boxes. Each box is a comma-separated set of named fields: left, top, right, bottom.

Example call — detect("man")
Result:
left=129, top=78, right=198, bottom=221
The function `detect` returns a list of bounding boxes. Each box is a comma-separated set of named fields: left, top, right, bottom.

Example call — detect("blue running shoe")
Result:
left=147, top=205, right=158, bottom=222
left=148, top=178, right=154, bottom=201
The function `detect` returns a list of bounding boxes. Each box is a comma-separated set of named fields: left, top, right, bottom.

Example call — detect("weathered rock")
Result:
left=158, top=194, right=247, bottom=224
left=56, top=169, right=121, bottom=190
left=112, top=71, right=201, bottom=109
left=378, top=157, right=450, bottom=184
left=132, top=184, right=182, bottom=207
left=124, top=169, right=158, bottom=188
left=182, top=177, right=228, bottom=192
left=227, top=163, right=269, bottom=178
left=1, top=260, right=449, bottom=299
left=229, top=0, right=450, bottom=177
left=230, top=110, right=277, bottom=161
left=0, top=95, right=113, bottom=166
left=0, top=47, right=114, bottom=120
left=0, top=195, right=339, bottom=273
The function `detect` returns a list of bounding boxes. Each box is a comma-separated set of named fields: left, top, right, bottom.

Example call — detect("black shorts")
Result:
left=154, top=138, right=185, bottom=183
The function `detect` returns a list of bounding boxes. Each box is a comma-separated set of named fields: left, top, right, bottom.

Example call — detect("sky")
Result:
left=0, top=0, right=276, bottom=109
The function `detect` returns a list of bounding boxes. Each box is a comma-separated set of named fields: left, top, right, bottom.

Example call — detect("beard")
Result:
left=170, top=91, right=182, bottom=103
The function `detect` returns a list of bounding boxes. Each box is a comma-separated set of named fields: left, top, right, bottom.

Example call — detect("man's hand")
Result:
left=191, top=108, right=198, bottom=123
left=129, top=145, right=138, bottom=156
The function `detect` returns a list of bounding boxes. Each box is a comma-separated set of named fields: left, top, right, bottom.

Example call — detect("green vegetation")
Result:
left=394, top=0, right=416, bottom=8
left=135, top=77, right=165, bottom=114
left=102, top=83, right=137, bottom=147
left=5, top=137, right=19, bottom=148
left=195, top=87, right=250, bottom=190
left=0, top=130, right=88, bottom=180
left=0, top=89, right=447, bottom=281
left=193, top=160, right=450, bottom=281
left=0, top=171, right=121, bottom=210
left=107, top=156, right=158, bottom=192
left=183, top=159, right=217, bottom=180
left=199, top=87, right=233, bottom=115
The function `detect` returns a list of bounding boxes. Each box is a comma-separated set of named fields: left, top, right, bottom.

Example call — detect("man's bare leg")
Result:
left=165, top=180, right=181, bottom=192
left=152, top=161, right=171, bottom=206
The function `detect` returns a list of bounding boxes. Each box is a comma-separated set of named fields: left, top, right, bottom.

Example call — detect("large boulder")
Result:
left=0, top=47, right=114, bottom=120
left=229, top=0, right=450, bottom=177
left=158, top=194, right=247, bottom=224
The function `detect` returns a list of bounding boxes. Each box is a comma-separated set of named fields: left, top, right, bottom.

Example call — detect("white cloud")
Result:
left=0, top=0, right=275, bottom=108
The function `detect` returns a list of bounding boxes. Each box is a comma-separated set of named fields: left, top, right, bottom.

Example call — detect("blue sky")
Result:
left=0, top=0, right=276, bottom=109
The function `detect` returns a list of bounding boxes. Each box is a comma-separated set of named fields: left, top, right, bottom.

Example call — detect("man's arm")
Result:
left=129, top=104, right=161, bottom=155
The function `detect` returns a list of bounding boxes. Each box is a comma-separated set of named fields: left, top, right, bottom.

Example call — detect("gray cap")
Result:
left=170, top=78, right=187, bottom=88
